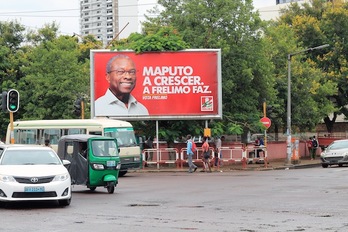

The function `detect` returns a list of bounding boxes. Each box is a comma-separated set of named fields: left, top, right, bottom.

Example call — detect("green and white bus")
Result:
left=5, top=118, right=142, bottom=176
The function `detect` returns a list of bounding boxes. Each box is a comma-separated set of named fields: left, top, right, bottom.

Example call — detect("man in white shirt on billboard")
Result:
left=95, top=54, right=149, bottom=116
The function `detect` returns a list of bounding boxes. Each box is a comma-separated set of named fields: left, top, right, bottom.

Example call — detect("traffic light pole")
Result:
left=81, top=99, right=84, bottom=119
left=10, top=111, right=14, bottom=144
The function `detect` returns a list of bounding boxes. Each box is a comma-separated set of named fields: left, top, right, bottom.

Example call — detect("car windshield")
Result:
left=328, top=141, right=348, bottom=150
left=0, top=150, right=61, bottom=165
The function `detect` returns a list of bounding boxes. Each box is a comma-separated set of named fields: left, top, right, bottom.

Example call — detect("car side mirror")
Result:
left=62, top=160, right=71, bottom=166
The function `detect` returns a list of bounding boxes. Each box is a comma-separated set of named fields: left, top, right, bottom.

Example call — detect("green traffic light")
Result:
left=10, top=104, right=16, bottom=110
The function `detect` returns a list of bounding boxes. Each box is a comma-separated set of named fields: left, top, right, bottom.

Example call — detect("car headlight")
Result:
left=53, top=173, right=70, bottom=182
left=134, top=157, right=140, bottom=161
left=0, top=174, right=15, bottom=182
left=342, top=152, right=348, bottom=157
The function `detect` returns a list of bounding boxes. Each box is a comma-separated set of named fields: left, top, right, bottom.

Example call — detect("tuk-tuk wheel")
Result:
left=107, top=182, right=115, bottom=194
left=89, top=187, right=96, bottom=191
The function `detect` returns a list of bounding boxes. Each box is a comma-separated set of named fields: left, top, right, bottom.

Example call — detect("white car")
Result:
left=0, top=145, right=72, bottom=206
left=320, top=139, right=348, bottom=168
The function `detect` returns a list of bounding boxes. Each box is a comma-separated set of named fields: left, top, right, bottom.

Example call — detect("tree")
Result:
left=19, top=25, right=90, bottom=120
left=127, top=0, right=277, bottom=141
left=0, top=21, right=27, bottom=140
left=269, top=0, right=346, bottom=133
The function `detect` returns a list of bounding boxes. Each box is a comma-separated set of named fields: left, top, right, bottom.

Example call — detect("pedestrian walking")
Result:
left=186, top=135, right=197, bottom=173
left=145, top=136, right=154, bottom=161
left=307, top=137, right=313, bottom=158
left=202, top=136, right=211, bottom=173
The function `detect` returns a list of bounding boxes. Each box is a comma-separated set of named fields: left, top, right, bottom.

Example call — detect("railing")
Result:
left=142, top=148, right=180, bottom=169
left=142, top=146, right=268, bottom=169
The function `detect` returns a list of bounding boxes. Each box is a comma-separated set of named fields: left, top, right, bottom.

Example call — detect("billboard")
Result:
left=90, top=49, right=222, bottom=120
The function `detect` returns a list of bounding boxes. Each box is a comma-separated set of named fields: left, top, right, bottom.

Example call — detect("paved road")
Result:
left=1, top=166, right=347, bottom=232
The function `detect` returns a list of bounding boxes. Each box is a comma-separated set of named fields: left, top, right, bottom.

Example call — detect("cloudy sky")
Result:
left=0, top=0, right=275, bottom=36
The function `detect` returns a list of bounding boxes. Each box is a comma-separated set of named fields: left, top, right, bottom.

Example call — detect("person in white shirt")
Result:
left=95, top=54, right=149, bottom=116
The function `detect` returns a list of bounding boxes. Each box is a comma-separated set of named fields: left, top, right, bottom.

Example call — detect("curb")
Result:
left=137, top=162, right=322, bottom=173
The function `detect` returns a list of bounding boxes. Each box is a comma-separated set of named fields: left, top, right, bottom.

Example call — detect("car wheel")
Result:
left=322, top=164, right=328, bottom=168
left=338, top=164, right=343, bottom=167
left=58, top=197, right=71, bottom=206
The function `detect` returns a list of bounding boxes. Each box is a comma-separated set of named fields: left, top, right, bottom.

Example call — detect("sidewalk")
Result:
left=138, top=158, right=322, bottom=173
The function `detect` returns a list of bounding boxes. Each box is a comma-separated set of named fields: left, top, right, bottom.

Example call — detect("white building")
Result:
left=79, top=0, right=157, bottom=47
left=256, top=0, right=307, bottom=21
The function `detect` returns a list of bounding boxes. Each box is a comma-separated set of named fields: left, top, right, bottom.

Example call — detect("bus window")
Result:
left=14, top=129, right=38, bottom=144
left=43, top=129, right=60, bottom=145
left=89, top=131, right=102, bottom=136
left=67, top=128, right=87, bottom=135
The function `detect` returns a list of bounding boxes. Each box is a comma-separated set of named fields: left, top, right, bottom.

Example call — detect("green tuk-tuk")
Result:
left=57, top=134, right=121, bottom=193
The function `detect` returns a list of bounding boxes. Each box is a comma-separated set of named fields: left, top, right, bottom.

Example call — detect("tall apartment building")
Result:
left=80, top=0, right=119, bottom=47
left=80, top=0, right=146, bottom=47
left=276, top=0, right=302, bottom=4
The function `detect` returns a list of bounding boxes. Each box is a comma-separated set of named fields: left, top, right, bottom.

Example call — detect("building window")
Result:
left=84, top=6, right=89, bottom=9
left=97, top=17, right=100, bottom=20
left=107, top=22, right=113, bottom=26
left=107, top=10, right=112, bottom=13
left=84, top=0, right=88, bottom=3
left=84, top=25, right=89, bottom=28
left=97, top=23, right=101, bottom=26
left=84, top=12, right=89, bottom=16
left=107, top=16, right=113, bottom=20
left=84, top=18, right=89, bottom=22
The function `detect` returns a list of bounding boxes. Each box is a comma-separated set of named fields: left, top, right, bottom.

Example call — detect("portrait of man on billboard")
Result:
left=95, top=54, right=149, bottom=116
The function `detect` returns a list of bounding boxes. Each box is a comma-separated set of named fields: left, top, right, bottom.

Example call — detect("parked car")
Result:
left=0, top=145, right=72, bottom=206
left=320, top=139, right=348, bottom=168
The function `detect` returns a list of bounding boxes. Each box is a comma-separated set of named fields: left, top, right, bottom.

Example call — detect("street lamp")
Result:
left=286, top=44, right=330, bottom=165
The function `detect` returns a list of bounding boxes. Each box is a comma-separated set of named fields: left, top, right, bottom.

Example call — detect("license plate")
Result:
left=24, top=186, right=45, bottom=192
left=106, top=160, right=116, bottom=167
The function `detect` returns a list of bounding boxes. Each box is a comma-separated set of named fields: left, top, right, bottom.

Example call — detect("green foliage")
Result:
left=111, top=26, right=189, bottom=53
left=0, top=21, right=27, bottom=140
left=265, top=0, right=346, bottom=133
left=19, top=31, right=90, bottom=120
left=140, top=0, right=277, bottom=137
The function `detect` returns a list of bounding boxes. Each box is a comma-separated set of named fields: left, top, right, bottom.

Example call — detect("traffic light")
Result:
left=74, top=98, right=82, bottom=117
left=0, top=91, right=8, bottom=112
left=7, top=89, right=19, bottom=112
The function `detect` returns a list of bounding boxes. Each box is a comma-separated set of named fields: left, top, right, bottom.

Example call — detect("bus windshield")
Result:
left=104, top=128, right=137, bottom=147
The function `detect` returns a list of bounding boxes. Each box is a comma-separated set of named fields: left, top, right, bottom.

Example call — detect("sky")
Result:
left=0, top=0, right=276, bottom=36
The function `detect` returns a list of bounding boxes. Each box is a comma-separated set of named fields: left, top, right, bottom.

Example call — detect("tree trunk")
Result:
left=323, top=113, right=337, bottom=134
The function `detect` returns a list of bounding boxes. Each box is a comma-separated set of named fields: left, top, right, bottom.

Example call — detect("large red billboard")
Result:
left=90, top=49, right=222, bottom=120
